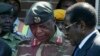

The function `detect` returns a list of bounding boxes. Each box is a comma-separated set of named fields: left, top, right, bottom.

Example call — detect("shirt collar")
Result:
left=79, top=29, right=97, bottom=49
left=2, top=33, right=13, bottom=41
left=49, top=27, right=64, bottom=43
left=2, top=33, right=21, bottom=41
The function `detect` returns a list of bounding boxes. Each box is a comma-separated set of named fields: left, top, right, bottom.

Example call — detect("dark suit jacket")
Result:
left=73, top=30, right=100, bottom=56
left=0, top=39, right=12, bottom=56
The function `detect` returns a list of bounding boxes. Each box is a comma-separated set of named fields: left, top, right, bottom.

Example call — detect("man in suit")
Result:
left=64, top=2, right=100, bottom=56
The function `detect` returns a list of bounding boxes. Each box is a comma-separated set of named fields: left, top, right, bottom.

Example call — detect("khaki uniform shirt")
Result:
left=2, top=33, right=22, bottom=56
left=17, top=27, right=72, bottom=56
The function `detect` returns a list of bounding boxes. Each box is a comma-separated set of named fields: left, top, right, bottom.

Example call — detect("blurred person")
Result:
left=4, top=0, right=33, bottom=40
left=56, top=0, right=77, bottom=9
left=0, top=3, right=13, bottom=55
left=55, top=0, right=77, bottom=55
left=64, top=2, right=100, bottom=56
left=76, top=0, right=85, bottom=2
left=17, top=1, right=67, bottom=56
left=0, top=2, right=22, bottom=56
left=54, top=9, right=66, bottom=32
left=76, top=0, right=95, bottom=7
left=55, top=0, right=77, bottom=35
left=4, top=0, right=21, bottom=17
left=54, top=9, right=67, bottom=39
left=0, top=38, right=12, bottom=56
left=55, top=0, right=77, bottom=37
left=54, top=9, right=75, bottom=55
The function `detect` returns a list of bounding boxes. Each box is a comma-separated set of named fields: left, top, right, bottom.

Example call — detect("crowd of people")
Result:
left=0, top=0, right=99, bottom=56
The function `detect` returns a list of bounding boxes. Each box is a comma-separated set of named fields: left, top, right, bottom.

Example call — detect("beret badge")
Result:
left=34, top=17, right=41, bottom=23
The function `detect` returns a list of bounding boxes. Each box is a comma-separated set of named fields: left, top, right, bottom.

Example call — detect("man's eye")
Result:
left=10, top=16, right=14, bottom=18
left=0, top=16, right=6, bottom=18
left=40, top=25, right=46, bottom=28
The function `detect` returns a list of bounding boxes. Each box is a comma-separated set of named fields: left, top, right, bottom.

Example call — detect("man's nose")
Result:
left=5, top=17, right=12, bottom=22
left=36, top=26, right=42, bottom=33
left=6, top=19, right=11, bottom=22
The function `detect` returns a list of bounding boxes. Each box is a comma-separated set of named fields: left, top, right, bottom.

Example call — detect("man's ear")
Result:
left=80, top=20, right=86, bottom=33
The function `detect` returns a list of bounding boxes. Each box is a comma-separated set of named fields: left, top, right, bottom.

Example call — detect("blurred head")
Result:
left=3, top=0, right=22, bottom=21
left=4, top=0, right=21, bottom=15
left=56, top=0, right=77, bottom=9
left=0, top=3, right=16, bottom=34
left=64, top=2, right=97, bottom=46
left=24, top=1, right=56, bottom=42
left=54, top=9, right=66, bottom=32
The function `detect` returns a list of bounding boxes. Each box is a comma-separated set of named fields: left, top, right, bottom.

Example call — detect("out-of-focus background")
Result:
left=20, top=0, right=58, bottom=18
left=20, top=0, right=100, bottom=30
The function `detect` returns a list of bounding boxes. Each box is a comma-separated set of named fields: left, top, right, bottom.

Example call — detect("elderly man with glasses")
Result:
left=64, top=2, right=100, bottom=56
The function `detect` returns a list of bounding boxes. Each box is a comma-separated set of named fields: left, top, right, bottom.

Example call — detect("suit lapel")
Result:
left=78, top=33, right=96, bottom=56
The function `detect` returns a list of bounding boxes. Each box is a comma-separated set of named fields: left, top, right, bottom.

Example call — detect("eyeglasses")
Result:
left=65, top=22, right=77, bottom=31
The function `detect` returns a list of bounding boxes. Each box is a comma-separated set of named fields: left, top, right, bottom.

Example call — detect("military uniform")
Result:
left=54, top=9, right=75, bottom=55
left=0, top=3, right=21, bottom=56
left=0, top=38, right=12, bottom=56
left=1, top=33, right=22, bottom=56
left=17, top=27, right=68, bottom=56
left=17, top=1, right=74, bottom=56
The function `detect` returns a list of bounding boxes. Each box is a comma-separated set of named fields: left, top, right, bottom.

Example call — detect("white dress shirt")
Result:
left=79, top=29, right=97, bottom=49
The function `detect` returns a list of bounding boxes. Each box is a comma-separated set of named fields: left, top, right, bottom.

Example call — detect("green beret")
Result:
left=0, top=3, right=13, bottom=14
left=25, top=1, right=54, bottom=25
